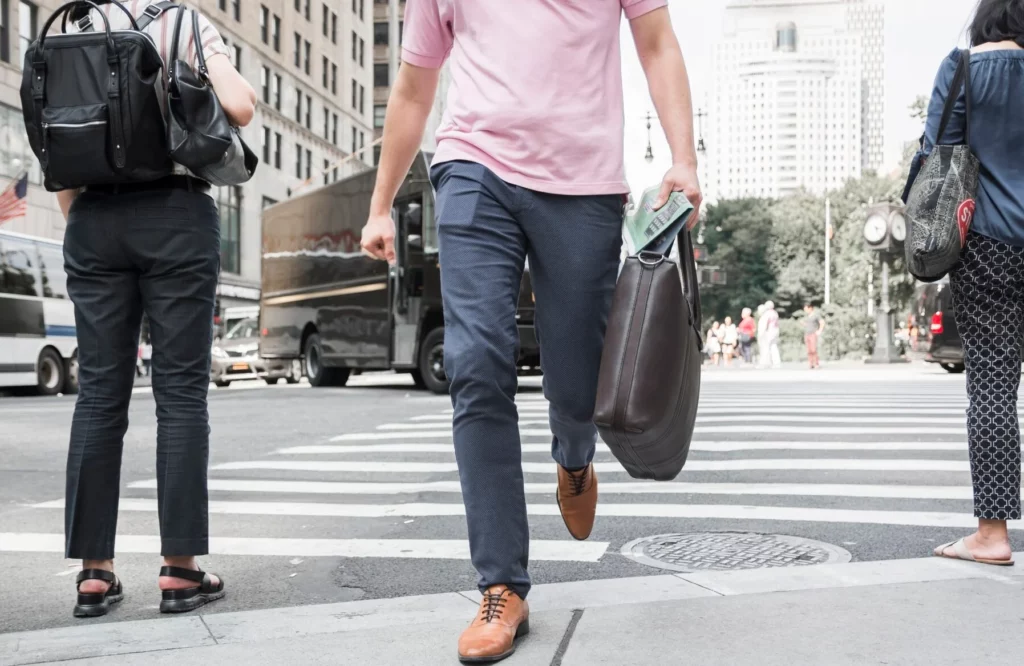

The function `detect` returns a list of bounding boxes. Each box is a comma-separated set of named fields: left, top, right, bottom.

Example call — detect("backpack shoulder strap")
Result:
left=136, top=1, right=179, bottom=31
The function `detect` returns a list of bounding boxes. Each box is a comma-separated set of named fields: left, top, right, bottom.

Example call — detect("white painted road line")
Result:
left=128, top=478, right=976, bottom=500
left=0, top=533, right=608, bottom=562
left=30, top=500, right=1024, bottom=530
left=211, top=459, right=971, bottom=473
left=413, top=407, right=980, bottom=420
left=276, top=441, right=968, bottom=455
left=334, top=425, right=965, bottom=440
left=380, top=415, right=968, bottom=429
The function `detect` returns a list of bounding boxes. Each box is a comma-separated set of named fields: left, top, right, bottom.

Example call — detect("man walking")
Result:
left=361, top=1, right=701, bottom=661
left=759, top=301, right=782, bottom=369
left=803, top=304, right=825, bottom=369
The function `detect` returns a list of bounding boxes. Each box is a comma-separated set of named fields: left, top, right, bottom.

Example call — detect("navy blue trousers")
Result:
left=63, top=187, right=220, bottom=559
left=431, top=161, right=623, bottom=598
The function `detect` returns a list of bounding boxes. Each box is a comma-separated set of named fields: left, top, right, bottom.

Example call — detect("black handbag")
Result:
left=20, top=0, right=172, bottom=191
left=166, top=7, right=257, bottom=185
left=903, top=50, right=979, bottom=282
left=594, top=233, right=703, bottom=481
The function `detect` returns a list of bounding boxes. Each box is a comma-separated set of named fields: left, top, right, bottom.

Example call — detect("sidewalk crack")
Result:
left=673, top=574, right=726, bottom=596
left=199, top=614, right=219, bottom=645
left=549, top=608, right=584, bottom=666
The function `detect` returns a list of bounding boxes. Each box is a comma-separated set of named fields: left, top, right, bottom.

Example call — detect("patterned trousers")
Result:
left=950, top=231, right=1024, bottom=520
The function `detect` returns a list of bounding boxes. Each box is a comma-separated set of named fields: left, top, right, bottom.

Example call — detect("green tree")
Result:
left=699, top=198, right=776, bottom=327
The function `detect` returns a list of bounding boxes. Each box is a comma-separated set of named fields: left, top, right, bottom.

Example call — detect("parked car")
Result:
left=913, top=278, right=964, bottom=373
left=211, top=317, right=302, bottom=387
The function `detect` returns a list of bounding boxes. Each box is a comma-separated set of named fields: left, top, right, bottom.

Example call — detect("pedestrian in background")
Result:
left=758, top=301, right=782, bottom=369
left=706, top=322, right=722, bottom=366
left=928, top=0, right=1024, bottom=566
left=360, top=1, right=702, bottom=660
left=738, top=307, right=757, bottom=364
left=803, top=304, right=824, bottom=369
left=141, top=339, right=153, bottom=377
left=721, top=316, right=738, bottom=366
left=59, top=0, right=255, bottom=617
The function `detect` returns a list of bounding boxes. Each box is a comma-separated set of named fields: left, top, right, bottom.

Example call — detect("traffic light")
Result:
left=693, top=245, right=708, bottom=263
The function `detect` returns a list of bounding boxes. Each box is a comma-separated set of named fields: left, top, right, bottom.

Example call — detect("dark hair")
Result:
left=69, top=1, right=114, bottom=23
left=970, top=0, right=1024, bottom=47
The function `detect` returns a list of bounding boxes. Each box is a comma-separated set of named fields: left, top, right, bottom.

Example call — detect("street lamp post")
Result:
left=389, top=0, right=400, bottom=94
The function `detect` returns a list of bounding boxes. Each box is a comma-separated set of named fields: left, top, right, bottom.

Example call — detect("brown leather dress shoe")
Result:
left=557, top=462, right=598, bottom=540
left=458, top=585, right=530, bottom=663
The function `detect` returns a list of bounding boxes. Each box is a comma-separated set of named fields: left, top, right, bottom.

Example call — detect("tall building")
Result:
left=706, top=0, right=884, bottom=201
left=371, top=0, right=449, bottom=163
left=0, top=1, right=375, bottom=310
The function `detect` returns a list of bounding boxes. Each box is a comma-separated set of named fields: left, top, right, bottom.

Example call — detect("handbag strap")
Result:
left=936, top=49, right=971, bottom=146
left=191, top=9, right=210, bottom=79
left=169, top=4, right=187, bottom=65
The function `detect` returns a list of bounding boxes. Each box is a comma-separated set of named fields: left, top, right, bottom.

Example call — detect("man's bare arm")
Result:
left=362, top=63, right=441, bottom=263
left=631, top=7, right=702, bottom=222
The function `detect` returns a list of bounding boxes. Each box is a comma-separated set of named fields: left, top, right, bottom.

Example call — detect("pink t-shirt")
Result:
left=402, top=0, right=668, bottom=196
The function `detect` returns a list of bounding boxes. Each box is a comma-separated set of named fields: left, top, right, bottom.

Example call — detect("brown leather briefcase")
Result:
left=594, top=233, right=703, bottom=481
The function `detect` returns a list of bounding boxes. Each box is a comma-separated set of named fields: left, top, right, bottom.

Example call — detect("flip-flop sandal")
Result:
left=933, top=538, right=1015, bottom=566
left=159, top=566, right=226, bottom=614
left=73, top=569, right=124, bottom=618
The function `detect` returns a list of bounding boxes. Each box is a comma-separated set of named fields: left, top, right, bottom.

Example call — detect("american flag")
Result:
left=0, top=173, right=29, bottom=225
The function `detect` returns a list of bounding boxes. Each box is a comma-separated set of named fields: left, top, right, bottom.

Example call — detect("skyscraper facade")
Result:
left=707, top=0, right=884, bottom=201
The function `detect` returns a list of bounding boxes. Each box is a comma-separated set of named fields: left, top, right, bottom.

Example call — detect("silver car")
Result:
left=211, top=318, right=302, bottom=387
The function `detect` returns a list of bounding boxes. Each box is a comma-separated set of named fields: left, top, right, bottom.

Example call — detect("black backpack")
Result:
left=20, top=1, right=174, bottom=192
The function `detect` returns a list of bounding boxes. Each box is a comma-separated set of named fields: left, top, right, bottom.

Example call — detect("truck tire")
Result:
left=305, top=334, right=351, bottom=387
left=417, top=328, right=449, bottom=394
left=36, top=348, right=66, bottom=396
left=63, top=354, right=80, bottom=394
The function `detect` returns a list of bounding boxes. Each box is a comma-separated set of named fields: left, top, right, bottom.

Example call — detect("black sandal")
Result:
left=159, top=566, right=226, bottom=614
left=73, top=569, right=124, bottom=618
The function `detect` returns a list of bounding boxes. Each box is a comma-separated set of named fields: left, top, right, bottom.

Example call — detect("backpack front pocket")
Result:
left=41, top=104, right=116, bottom=190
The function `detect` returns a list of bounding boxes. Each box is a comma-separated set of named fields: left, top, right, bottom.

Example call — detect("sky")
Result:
left=620, top=0, right=977, bottom=198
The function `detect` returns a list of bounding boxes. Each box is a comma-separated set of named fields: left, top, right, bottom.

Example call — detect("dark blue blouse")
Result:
left=923, top=47, right=1024, bottom=247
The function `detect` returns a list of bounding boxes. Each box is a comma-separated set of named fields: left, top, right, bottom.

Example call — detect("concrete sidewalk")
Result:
left=4, top=552, right=1022, bottom=666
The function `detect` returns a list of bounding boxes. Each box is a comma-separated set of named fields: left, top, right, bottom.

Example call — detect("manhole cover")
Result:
left=621, top=532, right=852, bottom=573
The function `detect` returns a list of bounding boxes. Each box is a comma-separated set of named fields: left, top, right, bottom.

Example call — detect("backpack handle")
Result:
left=37, top=1, right=127, bottom=55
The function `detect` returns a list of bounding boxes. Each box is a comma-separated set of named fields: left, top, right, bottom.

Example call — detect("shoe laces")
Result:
left=480, top=591, right=508, bottom=623
left=567, top=467, right=589, bottom=496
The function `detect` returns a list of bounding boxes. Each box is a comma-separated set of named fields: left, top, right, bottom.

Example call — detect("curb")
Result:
left=4, top=552, right=1021, bottom=665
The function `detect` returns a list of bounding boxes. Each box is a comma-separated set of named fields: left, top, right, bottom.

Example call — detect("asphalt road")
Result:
left=0, top=364, right=993, bottom=634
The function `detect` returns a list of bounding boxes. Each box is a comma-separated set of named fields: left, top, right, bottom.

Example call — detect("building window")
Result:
left=19, top=0, right=36, bottom=65
left=216, top=186, right=242, bottom=275
left=232, top=44, right=242, bottom=74
left=274, top=132, right=282, bottom=169
left=374, top=104, right=386, bottom=129
left=360, top=131, right=365, bottom=151
left=260, top=5, right=268, bottom=44
left=331, top=64, right=338, bottom=95
left=353, top=0, right=364, bottom=20
left=295, top=142, right=303, bottom=178
left=272, top=15, right=281, bottom=52
left=262, top=196, right=278, bottom=210
left=323, top=105, right=330, bottom=138
left=0, top=0, right=8, bottom=64
left=262, top=126, right=271, bottom=163
left=294, top=0, right=300, bottom=11
left=352, top=30, right=357, bottom=62
left=322, top=56, right=329, bottom=88
left=359, top=85, right=365, bottom=114
left=295, top=89, right=302, bottom=123
left=323, top=4, right=329, bottom=36
left=359, top=38, right=365, bottom=67
left=332, top=13, right=338, bottom=44
left=323, top=159, right=330, bottom=185
left=219, top=0, right=226, bottom=10
left=274, top=74, right=282, bottom=110
left=305, top=148, right=312, bottom=179
left=332, top=114, right=339, bottom=145
left=304, top=40, right=311, bottom=75
left=351, top=79, right=357, bottom=110
left=232, top=0, right=240, bottom=22
left=374, top=22, right=387, bottom=46
left=294, top=32, right=301, bottom=67
left=305, top=94, right=312, bottom=129
left=374, top=63, right=388, bottom=88
left=261, top=66, right=270, bottom=103
left=351, top=127, right=357, bottom=154
left=373, top=144, right=381, bottom=165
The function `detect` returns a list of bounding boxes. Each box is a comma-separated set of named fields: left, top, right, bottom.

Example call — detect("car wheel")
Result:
left=943, top=363, right=966, bottom=374
left=36, top=348, right=66, bottom=396
left=264, top=377, right=281, bottom=385
left=418, top=328, right=449, bottom=394
left=214, top=379, right=231, bottom=388
left=286, top=359, right=302, bottom=384
left=305, top=334, right=350, bottom=387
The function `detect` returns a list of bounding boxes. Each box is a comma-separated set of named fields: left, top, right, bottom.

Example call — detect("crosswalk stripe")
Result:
left=380, top=415, right=968, bottom=429
left=276, top=441, right=968, bottom=455
left=333, top=425, right=965, bottom=440
left=212, top=459, right=970, bottom=473
left=128, top=478, right=975, bottom=500
left=413, top=407, right=980, bottom=420
left=30, top=499, right=1023, bottom=530
left=0, top=532, right=607, bottom=562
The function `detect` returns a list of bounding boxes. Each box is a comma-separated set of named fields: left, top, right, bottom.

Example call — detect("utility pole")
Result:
left=824, top=197, right=831, bottom=306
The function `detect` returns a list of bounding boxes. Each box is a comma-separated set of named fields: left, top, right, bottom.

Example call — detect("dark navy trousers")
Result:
left=63, top=187, right=220, bottom=559
left=431, top=161, right=623, bottom=598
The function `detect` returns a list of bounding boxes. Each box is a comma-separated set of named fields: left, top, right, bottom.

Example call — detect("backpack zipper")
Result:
left=42, top=120, right=108, bottom=129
